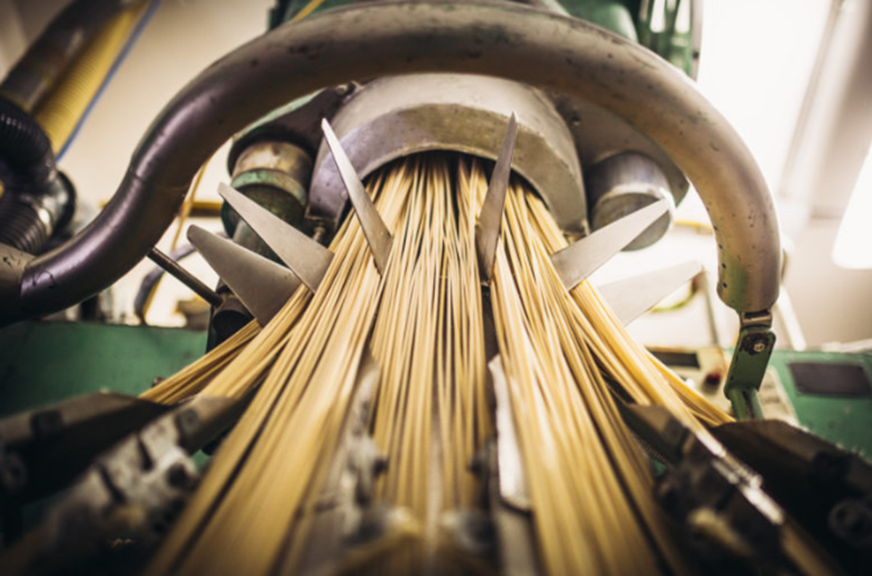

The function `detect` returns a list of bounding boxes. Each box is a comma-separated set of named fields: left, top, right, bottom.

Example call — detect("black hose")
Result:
left=0, top=97, right=75, bottom=254
left=0, top=98, right=54, bottom=190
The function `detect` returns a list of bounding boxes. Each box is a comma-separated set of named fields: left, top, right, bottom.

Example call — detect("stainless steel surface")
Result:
left=188, top=225, right=299, bottom=326
left=489, top=356, right=531, bottom=512
left=218, top=183, right=333, bottom=292
left=587, top=152, right=675, bottom=250
left=8, top=1, right=780, bottom=323
left=551, top=200, right=669, bottom=290
left=321, top=119, right=393, bottom=274
left=146, top=247, right=223, bottom=308
left=476, top=113, right=518, bottom=285
left=598, top=260, right=702, bottom=325
left=309, top=73, right=586, bottom=233
left=549, top=96, right=689, bottom=211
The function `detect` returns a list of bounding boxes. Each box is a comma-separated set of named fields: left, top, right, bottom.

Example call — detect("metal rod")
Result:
left=476, top=113, right=518, bottom=285
left=147, top=247, right=223, bottom=308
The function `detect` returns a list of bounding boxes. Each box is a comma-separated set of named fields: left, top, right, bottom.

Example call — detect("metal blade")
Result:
left=188, top=225, right=300, bottom=326
left=476, top=113, right=519, bottom=284
left=598, top=260, right=702, bottom=326
left=488, top=355, right=531, bottom=511
left=551, top=200, right=669, bottom=290
left=321, top=118, right=393, bottom=273
left=218, top=183, right=333, bottom=292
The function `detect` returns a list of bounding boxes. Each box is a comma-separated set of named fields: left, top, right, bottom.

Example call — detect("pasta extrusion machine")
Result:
left=0, top=0, right=870, bottom=574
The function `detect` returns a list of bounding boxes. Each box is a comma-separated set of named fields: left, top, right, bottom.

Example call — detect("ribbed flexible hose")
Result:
left=0, top=98, right=54, bottom=191
left=0, top=97, right=73, bottom=253
left=34, top=3, right=151, bottom=154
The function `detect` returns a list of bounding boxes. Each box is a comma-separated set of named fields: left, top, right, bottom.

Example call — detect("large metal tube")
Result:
left=2, top=1, right=780, bottom=324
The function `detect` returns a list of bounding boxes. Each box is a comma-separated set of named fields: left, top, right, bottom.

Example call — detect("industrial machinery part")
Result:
left=0, top=393, right=168, bottom=510
left=224, top=139, right=314, bottom=255
left=551, top=199, right=670, bottom=290
left=211, top=133, right=316, bottom=343
left=475, top=113, right=518, bottom=284
left=218, top=183, right=334, bottom=293
left=712, top=419, right=872, bottom=574
left=0, top=1, right=780, bottom=327
left=1, top=395, right=243, bottom=575
left=586, top=151, right=676, bottom=250
left=0, top=98, right=75, bottom=255
left=308, top=74, right=586, bottom=234
left=320, top=119, right=394, bottom=273
left=622, top=404, right=792, bottom=572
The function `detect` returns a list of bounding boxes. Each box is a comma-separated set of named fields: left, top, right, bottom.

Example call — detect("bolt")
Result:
left=166, top=462, right=194, bottom=489
left=744, top=333, right=770, bottom=355
left=703, top=372, right=722, bottom=388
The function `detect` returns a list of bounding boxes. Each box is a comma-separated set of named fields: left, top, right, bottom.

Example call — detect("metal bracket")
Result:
left=723, top=311, right=776, bottom=420
left=0, top=392, right=169, bottom=509
left=7, top=396, right=243, bottom=574
left=623, top=404, right=789, bottom=571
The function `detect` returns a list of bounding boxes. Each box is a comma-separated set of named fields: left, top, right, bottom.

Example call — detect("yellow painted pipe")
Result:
left=33, top=2, right=151, bottom=154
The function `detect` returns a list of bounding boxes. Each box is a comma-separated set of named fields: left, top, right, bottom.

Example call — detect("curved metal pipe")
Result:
left=3, top=1, right=780, bottom=324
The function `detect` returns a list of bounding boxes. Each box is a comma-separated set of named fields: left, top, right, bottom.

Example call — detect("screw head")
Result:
left=752, top=341, right=766, bottom=353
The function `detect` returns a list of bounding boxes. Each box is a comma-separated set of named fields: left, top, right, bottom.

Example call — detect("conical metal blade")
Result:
left=321, top=118, right=393, bottom=274
left=188, top=225, right=300, bottom=326
left=598, top=260, right=702, bottom=326
left=218, top=183, right=333, bottom=292
left=476, top=113, right=519, bottom=284
left=551, top=200, right=669, bottom=290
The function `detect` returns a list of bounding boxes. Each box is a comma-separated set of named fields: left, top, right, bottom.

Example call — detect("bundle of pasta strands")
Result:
left=515, top=186, right=836, bottom=576
left=147, top=163, right=415, bottom=576
left=145, top=149, right=734, bottom=576
left=522, top=194, right=731, bottom=427
left=355, top=156, right=491, bottom=574
left=461, top=158, right=719, bottom=575
left=141, top=321, right=260, bottom=404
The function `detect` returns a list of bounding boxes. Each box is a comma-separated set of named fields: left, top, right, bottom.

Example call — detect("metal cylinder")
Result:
left=224, top=140, right=312, bottom=248
left=308, top=73, right=587, bottom=233
left=210, top=139, right=314, bottom=345
left=587, top=152, right=675, bottom=250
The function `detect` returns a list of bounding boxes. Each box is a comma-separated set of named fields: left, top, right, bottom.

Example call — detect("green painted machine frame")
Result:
left=0, top=321, right=206, bottom=419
